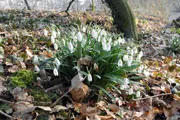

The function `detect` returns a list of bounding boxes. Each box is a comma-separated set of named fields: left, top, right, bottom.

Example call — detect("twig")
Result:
left=45, top=84, right=63, bottom=92
left=132, top=93, right=172, bottom=101
left=0, top=110, right=12, bottom=119
left=51, top=87, right=73, bottom=107
left=0, top=98, right=14, bottom=104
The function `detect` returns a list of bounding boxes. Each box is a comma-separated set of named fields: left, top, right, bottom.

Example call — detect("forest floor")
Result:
left=0, top=10, right=180, bottom=120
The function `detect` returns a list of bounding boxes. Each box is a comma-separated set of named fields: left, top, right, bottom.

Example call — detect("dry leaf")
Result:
left=108, top=104, right=120, bottom=112
left=25, top=46, right=33, bottom=58
left=51, top=105, right=68, bottom=113
left=70, top=73, right=88, bottom=102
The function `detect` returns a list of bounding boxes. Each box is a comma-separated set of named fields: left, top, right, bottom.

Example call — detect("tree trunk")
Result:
left=105, top=0, right=138, bottom=40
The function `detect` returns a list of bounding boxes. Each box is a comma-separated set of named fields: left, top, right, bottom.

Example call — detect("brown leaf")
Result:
left=108, top=104, right=120, bottom=112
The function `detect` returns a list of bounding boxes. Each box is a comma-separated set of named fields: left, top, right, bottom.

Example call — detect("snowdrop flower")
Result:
left=120, top=84, right=129, bottom=90
left=62, top=38, right=66, bottom=46
left=127, top=56, right=133, bottom=66
left=136, top=91, right=141, bottom=98
left=43, top=29, right=48, bottom=36
left=105, top=42, right=111, bottom=52
left=168, top=78, right=175, bottom=83
left=33, top=55, right=39, bottom=65
left=138, top=65, right=144, bottom=73
left=91, top=29, right=98, bottom=39
left=124, top=78, right=130, bottom=85
left=132, top=47, right=138, bottom=55
left=128, top=88, right=134, bottom=95
left=34, top=65, right=40, bottom=72
left=53, top=68, right=58, bottom=76
left=54, top=43, right=58, bottom=50
left=118, top=59, right=123, bottom=67
left=54, top=58, right=61, bottom=68
left=143, top=70, right=150, bottom=77
left=88, top=73, right=92, bottom=82
left=51, top=30, right=56, bottom=38
left=137, top=51, right=143, bottom=60
left=77, top=31, right=83, bottom=42
left=82, top=26, right=87, bottom=32
left=68, top=42, right=74, bottom=53
left=51, top=36, right=55, bottom=44
left=123, top=54, right=129, bottom=61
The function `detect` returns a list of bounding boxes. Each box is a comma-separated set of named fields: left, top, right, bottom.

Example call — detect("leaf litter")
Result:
left=0, top=10, right=179, bottom=120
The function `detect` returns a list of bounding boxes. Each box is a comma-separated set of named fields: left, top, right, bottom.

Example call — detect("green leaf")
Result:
left=93, top=85, right=115, bottom=100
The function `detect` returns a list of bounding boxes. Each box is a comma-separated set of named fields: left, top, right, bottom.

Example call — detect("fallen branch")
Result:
left=0, top=110, right=12, bottom=119
left=0, top=98, right=14, bottom=104
left=132, top=93, right=172, bottom=101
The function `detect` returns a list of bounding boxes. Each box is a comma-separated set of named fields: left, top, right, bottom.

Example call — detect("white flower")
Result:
left=137, top=51, right=143, bottom=59
left=136, top=91, right=141, bottom=98
left=54, top=43, right=58, bottom=50
left=51, top=30, right=56, bottom=38
left=88, top=73, right=92, bottom=82
left=120, top=84, right=129, bottom=90
left=68, top=42, right=74, bottom=53
left=118, top=59, right=123, bottom=67
left=128, top=88, right=134, bottom=95
left=143, top=70, right=150, bottom=77
left=33, top=55, right=39, bottom=65
left=82, top=26, right=87, bottom=32
left=51, top=36, right=55, bottom=44
left=62, top=38, right=66, bottom=46
left=53, top=68, right=58, bottom=76
left=123, top=54, right=129, bottom=61
left=132, top=47, right=138, bottom=55
left=127, top=56, right=133, bottom=66
left=168, top=78, right=175, bottom=83
left=77, top=31, right=83, bottom=42
left=106, top=42, right=111, bottom=52
left=91, top=29, right=98, bottom=39
left=124, top=78, right=129, bottom=85
left=34, top=65, right=40, bottom=72
left=138, top=65, right=144, bottom=73
left=54, top=58, right=61, bottom=68
left=94, top=63, right=98, bottom=70
left=43, top=29, right=48, bottom=36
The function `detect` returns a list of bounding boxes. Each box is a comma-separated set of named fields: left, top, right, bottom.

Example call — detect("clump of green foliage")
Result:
left=36, top=25, right=144, bottom=99
left=10, top=69, right=34, bottom=88
left=30, top=89, right=51, bottom=102
left=169, top=37, right=180, bottom=54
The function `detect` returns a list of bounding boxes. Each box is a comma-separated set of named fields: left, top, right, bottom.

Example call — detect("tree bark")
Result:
left=105, top=0, right=138, bottom=40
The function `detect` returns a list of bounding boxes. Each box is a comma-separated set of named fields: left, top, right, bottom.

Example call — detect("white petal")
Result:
left=53, top=68, right=58, bottom=76
left=51, top=36, right=55, bottom=44
left=123, top=55, right=129, bottom=61
left=33, top=55, right=39, bottom=65
left=118, top=59, right=123, bottom=67
left=91, top=29, right=98, bottom=39
left=43, top=29, right=48, bottom=36
left=34, top=65, right=40, bottom=72
left=88, top=73, right=92, bottom=82
left=54, top=58, right=61, bottom=68
left=136, top=91, right=141, bottom=98
left=68, top=42, right=74, bottom=53
left=54, top=43, right=58, bottom=50
left=128, top=88, right=134, bottom=95
left=77, top=31, right=83, bottom=42
left=51, top=30, right=56, bottom=38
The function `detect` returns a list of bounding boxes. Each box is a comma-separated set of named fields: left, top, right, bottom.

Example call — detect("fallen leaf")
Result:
left=70, top=73, right=89, bottom=102
left=108, top=104, right=120, bottom=112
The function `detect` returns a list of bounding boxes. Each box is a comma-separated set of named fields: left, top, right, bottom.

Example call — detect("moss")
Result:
left=30, top=89, right=51, bottom=103
left=10, top=69, right=34, bottom=88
